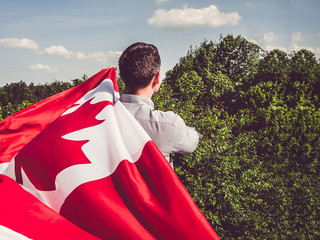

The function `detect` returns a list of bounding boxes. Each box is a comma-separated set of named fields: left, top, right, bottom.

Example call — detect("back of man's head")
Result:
left=119, top=42, right=161, bottom=93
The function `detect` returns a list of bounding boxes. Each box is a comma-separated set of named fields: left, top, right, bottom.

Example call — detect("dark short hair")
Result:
left=118, top=42, right=161, bottom=93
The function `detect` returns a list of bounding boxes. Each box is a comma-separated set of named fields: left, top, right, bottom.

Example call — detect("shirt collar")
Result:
left=120, top=94, right=154, bottom=109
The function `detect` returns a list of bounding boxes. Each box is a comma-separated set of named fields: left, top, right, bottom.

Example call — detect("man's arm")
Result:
left=171, top=114, right=202, bottom=154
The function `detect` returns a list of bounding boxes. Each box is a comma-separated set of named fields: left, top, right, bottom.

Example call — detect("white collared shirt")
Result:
left=120, top=94, right=201, bottom=168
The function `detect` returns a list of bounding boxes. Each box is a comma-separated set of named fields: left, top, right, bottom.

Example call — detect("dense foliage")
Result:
left=1, top=35, right=319, bottom=239
left=153, top=35, right=320, bottom=239
left=0, top=76, right=87, bottom=120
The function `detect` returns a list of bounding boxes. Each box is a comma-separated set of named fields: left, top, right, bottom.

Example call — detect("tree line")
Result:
left=0, top=76, right=87, bottom=120
left=1, top=35, right=319, bottom=239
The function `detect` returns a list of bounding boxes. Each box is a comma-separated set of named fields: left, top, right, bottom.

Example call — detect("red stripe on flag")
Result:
left=60, top=141, right=219, bottom=239
left=0, top=174, right=99, bottom=240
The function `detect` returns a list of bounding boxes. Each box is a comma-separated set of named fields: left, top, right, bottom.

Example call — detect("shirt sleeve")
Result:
left=170, top=114, right=201, bottom=154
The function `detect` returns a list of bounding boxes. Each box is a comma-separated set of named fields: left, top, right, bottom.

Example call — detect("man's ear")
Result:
left=154, top=70, right=161, bottom=84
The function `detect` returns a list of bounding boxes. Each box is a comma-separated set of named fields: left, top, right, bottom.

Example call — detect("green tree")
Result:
left=255, top=49, right=290, bottom=84
left=0, top=77, right=83, bottom=119
left=154, top=35, right=320, bottom=239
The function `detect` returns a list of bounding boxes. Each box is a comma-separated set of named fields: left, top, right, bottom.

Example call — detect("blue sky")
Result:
left=0, top=0, right=319, bottom=86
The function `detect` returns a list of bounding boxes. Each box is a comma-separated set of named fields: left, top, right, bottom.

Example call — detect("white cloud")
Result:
left=74, top=52, right=87, bottom=60
left=245, top=2, right=253, bottom=7
left=264, top=44, right=287, bottom=52
left=292, top=32, right=302, bottom=43
left=246, top=33, right=287, bottom=52
left=290, top=32, right=320, bottom=54
left=0, top=36, right=121, bottom=66
left=40, top=45, right=77, bottom=58
left=40, top=45, right=122, bottom=65
left=245, top=36, right=258, bottom=45
left=106, top=50, right=122, bottom=62
left=263, top=32, right=276, bottom=43
left=255, top=32, right=287, bottom=52
left=86, top=51, right=122, bottom=64
left=40, top=45, right=103, bottom=61
left=148, top=5, right=242, bottom=30
left=0, top=38, right=39, bottom=50
left=87, top=52, right=108, bottom=63
left=291, top=44, right=315, bottom=52
left=29, top=64, right=58, bottom=72
left=247, top=32, right=320, bottom=57
left=155, top=0, right=168, bottom=6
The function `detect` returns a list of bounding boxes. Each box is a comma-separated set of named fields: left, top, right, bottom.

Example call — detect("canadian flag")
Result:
left=0, top=68, right=220, bottom=239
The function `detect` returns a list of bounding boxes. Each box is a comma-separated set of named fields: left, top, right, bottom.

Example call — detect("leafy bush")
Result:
left=154, top=35, right=320, bottom=239
left=0, top=77, right=86, bottom=120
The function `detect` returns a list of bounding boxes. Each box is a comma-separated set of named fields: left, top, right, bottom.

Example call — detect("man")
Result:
left=118, top=42, right=201, bottom=168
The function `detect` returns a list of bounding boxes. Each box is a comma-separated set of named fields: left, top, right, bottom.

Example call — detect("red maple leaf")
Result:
left=15, top=98, right=112, bottom=191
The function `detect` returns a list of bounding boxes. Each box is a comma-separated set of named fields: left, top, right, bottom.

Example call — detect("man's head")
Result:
left=119, top=42, right=161, bottom=94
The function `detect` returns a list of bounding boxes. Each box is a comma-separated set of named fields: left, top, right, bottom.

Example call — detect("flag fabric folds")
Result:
left=0, top=174, right=99, bottom=239
left=0, top=68, right=220, bottom=239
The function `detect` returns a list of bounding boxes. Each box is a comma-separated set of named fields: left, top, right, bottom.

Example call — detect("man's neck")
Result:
left=135, top=88, right=154, bottom=99
left=125, top=88, right=154, bottom=99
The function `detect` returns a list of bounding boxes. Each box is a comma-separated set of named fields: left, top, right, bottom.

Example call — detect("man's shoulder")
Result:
left=152, top=109, right=181, bottom=124
left=119, top=94, right=184, bottom=126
